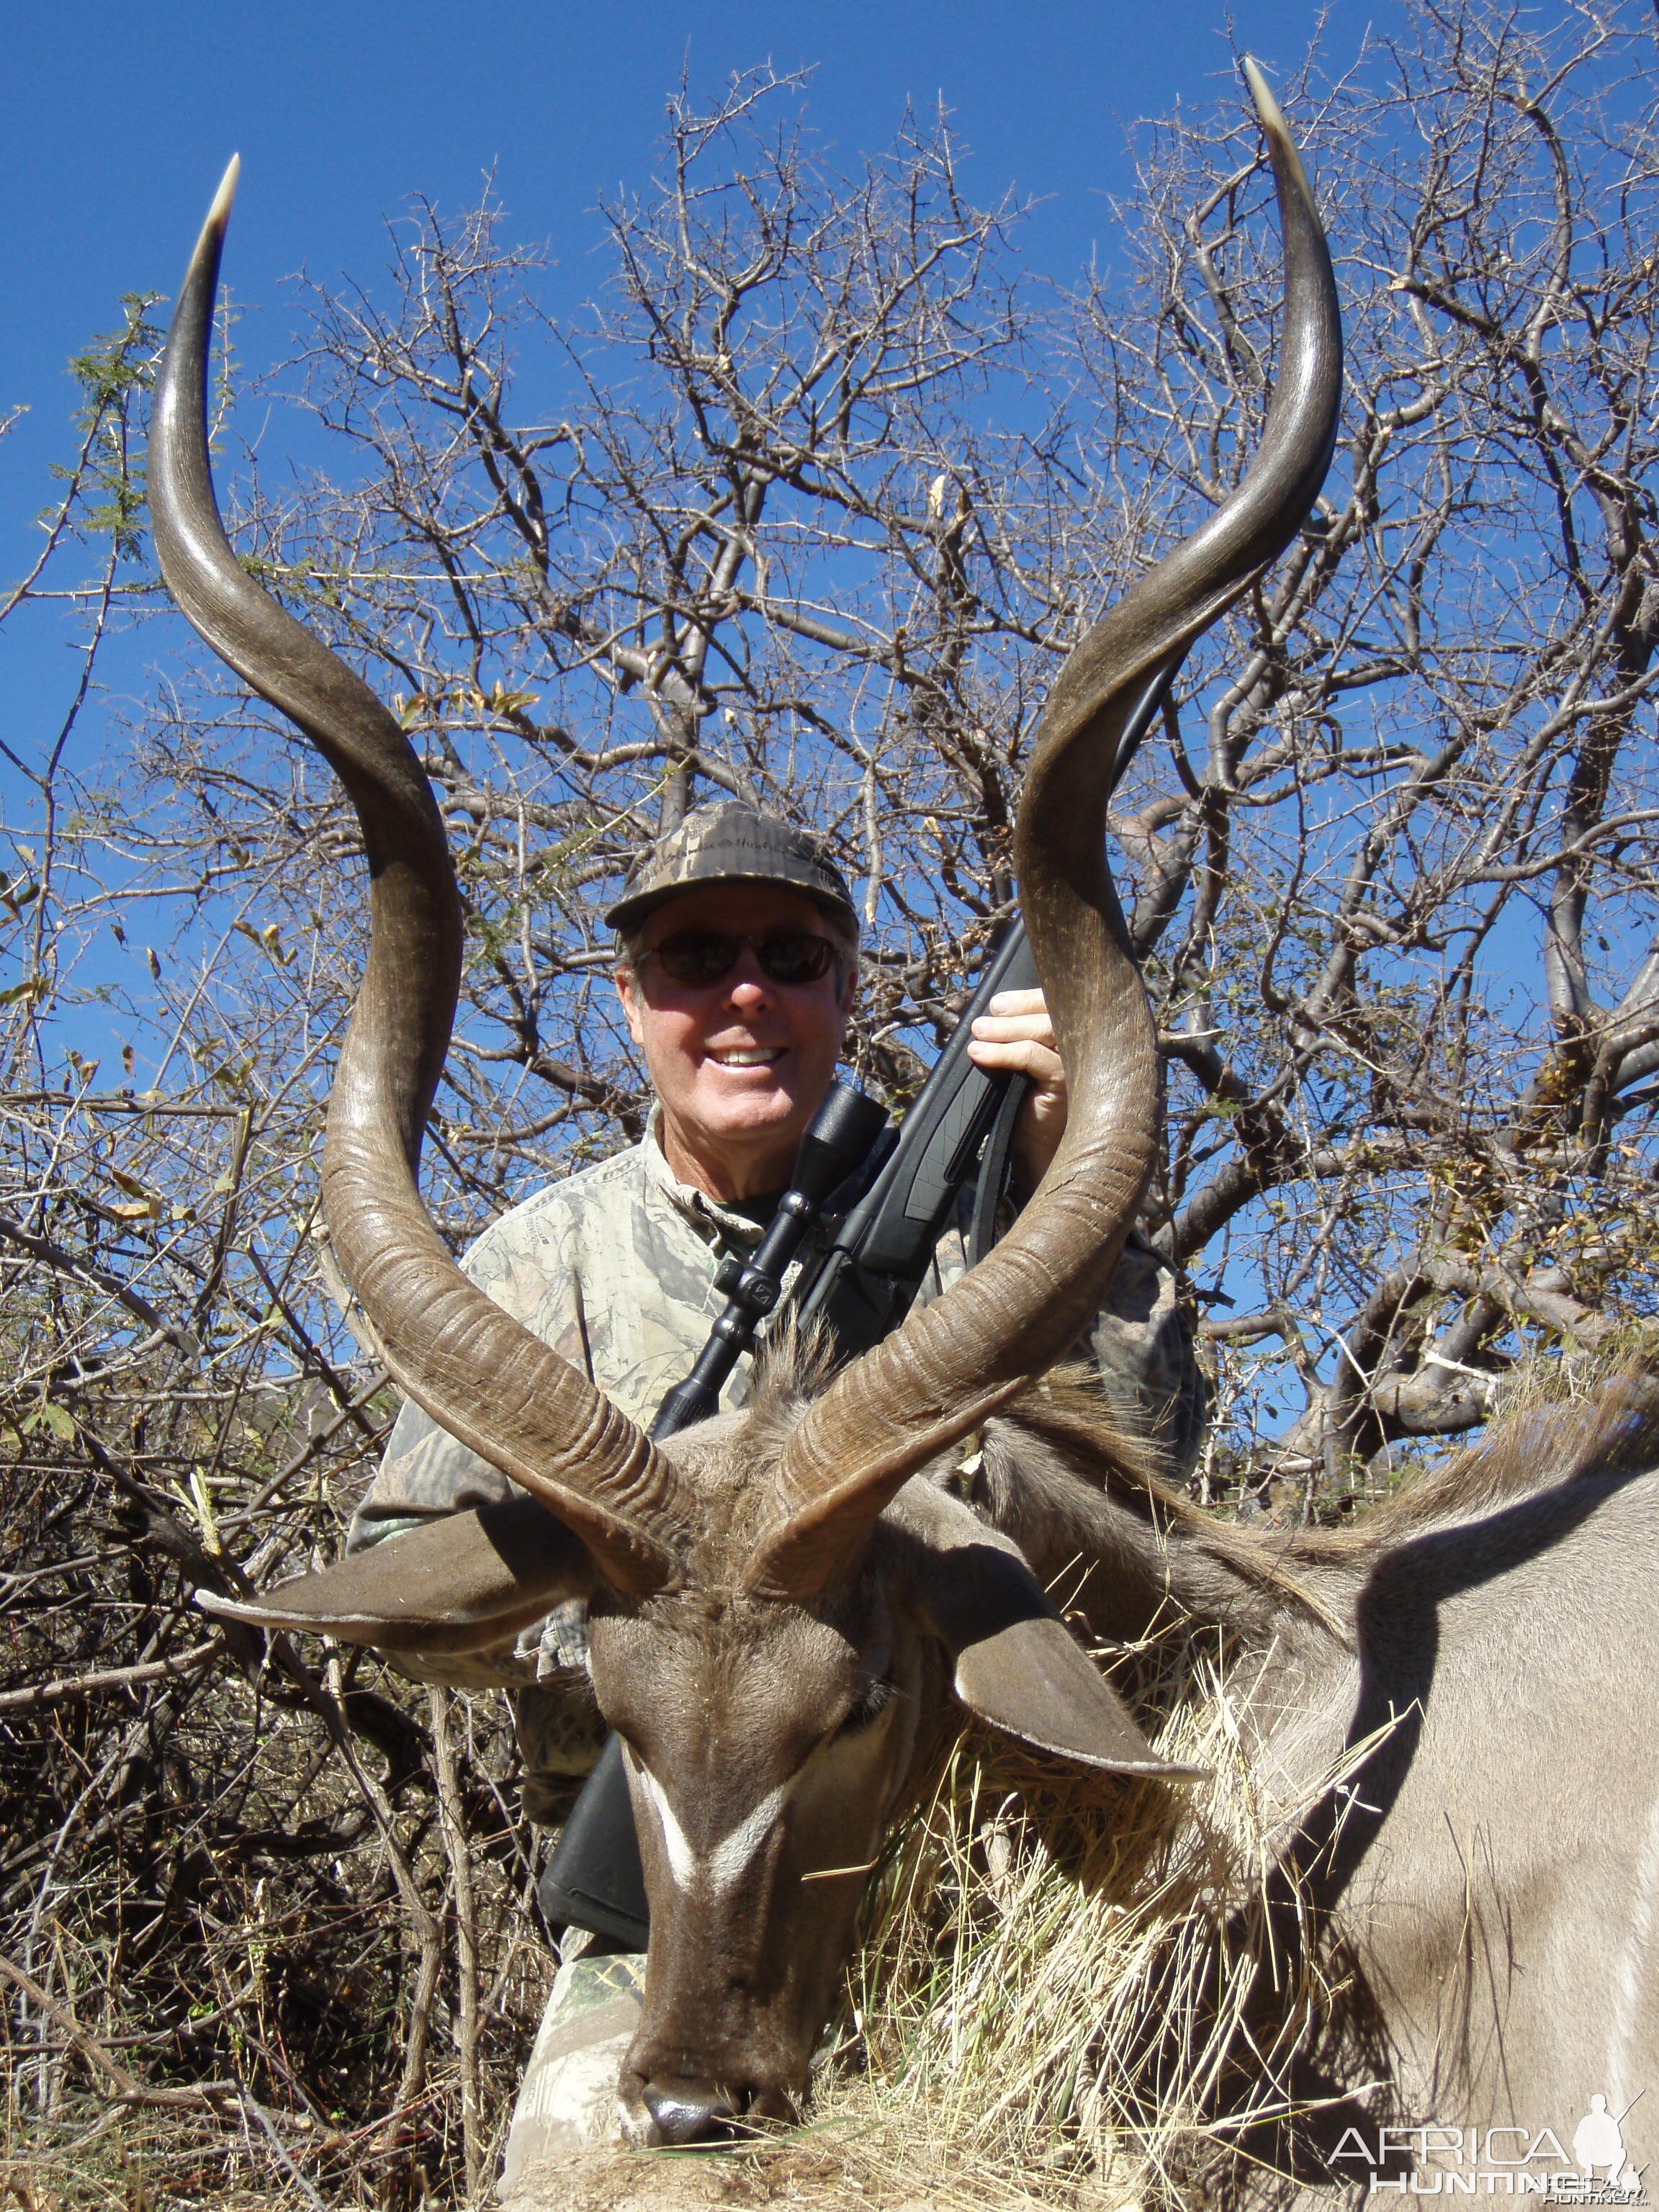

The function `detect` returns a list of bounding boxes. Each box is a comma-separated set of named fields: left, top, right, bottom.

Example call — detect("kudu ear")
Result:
left=887, top=1483, right=1202, bottom=1780
left=195, top=1496, right=594, bottom=1655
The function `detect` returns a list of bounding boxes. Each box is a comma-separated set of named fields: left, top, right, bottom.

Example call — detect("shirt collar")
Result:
left=640, top=1104, right=768, bottom=1246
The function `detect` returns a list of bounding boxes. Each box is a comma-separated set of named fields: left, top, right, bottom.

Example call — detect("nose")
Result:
left=642, top=2074, right=744, bottom=2144
left=723, top=946, right=773, bottom=1006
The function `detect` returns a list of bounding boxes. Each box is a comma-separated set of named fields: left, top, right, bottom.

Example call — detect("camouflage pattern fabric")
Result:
left=604, top=798, right=858, bottom=932
left=349, top=1109, right=1205, bottom=1816
left=350, top=1110, right=806, bottom=1548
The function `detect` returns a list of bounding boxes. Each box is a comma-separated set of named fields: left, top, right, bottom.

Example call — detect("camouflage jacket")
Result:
left=349, top=1110, right=1205, bottom=1806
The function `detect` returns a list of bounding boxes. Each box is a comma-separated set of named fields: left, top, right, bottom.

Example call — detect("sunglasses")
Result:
left=639, top=927, right=841, bottom=988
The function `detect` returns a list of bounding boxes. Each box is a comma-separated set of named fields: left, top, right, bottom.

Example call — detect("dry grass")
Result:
left=804, top=1635, right=1282, bottom=2207
left=8, top=1619, right=1382, bottom=2211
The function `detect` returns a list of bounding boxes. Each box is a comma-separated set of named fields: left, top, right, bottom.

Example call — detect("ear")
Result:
left=614, top=962, right=647, bottom=1050
left=195, top=1495, right=595, bottom=1653
left=886, top=1482, right=1202, bottom=1780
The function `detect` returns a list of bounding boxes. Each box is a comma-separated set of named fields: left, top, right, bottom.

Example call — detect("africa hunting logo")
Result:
left=1333, top=2095, right=1647, bottom=2198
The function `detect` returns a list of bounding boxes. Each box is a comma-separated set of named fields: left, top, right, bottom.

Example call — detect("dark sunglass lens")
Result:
left=647, top=929, right=835, bottom=985
left=653, top=932, right=739, bottom=984
left=757, top=932, right=836, bottom=984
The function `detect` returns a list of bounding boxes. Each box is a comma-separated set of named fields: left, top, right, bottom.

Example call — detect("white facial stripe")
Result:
left=625, top=1746, right=793, bottom=1894
left=631, top=1755, right=697, bottom=1887
left=706, top=1783, right=789, bottom=1889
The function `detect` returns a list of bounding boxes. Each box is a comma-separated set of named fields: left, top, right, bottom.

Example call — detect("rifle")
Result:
left=539, top=661, right=1179, bottom=1948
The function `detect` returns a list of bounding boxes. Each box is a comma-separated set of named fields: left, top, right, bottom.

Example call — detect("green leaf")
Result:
left=26, top=1401, right=76, bottom=1442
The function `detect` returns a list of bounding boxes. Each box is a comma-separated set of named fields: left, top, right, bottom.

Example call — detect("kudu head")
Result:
left=159, top=66, right=1339, bottom=2144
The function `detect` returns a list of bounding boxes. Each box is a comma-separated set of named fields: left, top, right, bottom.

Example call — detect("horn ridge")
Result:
left=150, top=170, right=691, bottom=1593
left=750, top=78, right=1342, bottom=1603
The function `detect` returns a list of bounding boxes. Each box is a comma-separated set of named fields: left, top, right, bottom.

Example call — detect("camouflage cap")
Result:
left=604, top=801, right=858, bottom=935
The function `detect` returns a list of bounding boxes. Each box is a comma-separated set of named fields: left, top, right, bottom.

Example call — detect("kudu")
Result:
left=155, top=68, right=1657, bottom=2190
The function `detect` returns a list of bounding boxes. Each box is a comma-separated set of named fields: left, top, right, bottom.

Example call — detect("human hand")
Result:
left=966, top=986, right=1066, bottom=1192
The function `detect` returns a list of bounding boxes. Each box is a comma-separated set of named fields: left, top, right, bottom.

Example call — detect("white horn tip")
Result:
left=1241, top=57, right=1317, bottom=207
left=1241, top=56, right=1286, bottom=136
left=206, top=154, right=241, bottom=235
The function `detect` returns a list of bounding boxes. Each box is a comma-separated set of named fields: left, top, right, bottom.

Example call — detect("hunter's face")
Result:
left=615, top=882, right=854, bottom=1202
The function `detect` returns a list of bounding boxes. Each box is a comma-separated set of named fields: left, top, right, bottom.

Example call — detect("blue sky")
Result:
left=4, top=2, right=1345, bottom=565
left=1, top=2, right=1357, bottom=1209
left=12, top=6, right=1645, bottom=1423
left=0, top=0, right=1351, bottom=967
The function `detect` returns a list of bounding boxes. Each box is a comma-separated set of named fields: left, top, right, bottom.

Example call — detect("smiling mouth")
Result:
left=709, top=1047, right=784, bottom=1068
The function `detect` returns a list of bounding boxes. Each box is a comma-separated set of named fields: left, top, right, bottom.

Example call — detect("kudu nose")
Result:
left=642, top=2075, right=742, bottom=2144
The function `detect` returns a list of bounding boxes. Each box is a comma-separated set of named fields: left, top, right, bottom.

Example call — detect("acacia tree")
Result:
left=4, top=2, right=1658, bottom=2195
left=1109, top=0, right=1659, bottom=1477
left=143, top=15, right=1659, bottom=1482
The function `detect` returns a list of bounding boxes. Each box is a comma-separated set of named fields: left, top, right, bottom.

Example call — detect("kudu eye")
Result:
left=837, top=1675, right=896, bottom=1736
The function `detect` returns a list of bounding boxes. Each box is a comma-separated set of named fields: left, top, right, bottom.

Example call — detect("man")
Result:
left=348, top=799, right=1205, bottom=2178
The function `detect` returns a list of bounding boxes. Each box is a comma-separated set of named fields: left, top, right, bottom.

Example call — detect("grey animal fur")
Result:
left=976, top=1364, right=1659, bottom=2192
